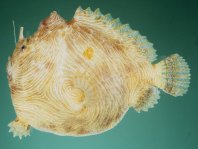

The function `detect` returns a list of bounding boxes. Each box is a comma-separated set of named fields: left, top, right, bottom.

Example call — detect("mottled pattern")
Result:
left=7, top=7, right=190, bottom=139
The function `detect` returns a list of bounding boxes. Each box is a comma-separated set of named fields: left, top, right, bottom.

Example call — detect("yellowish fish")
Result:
left=7, top=7, right=190, bottom=139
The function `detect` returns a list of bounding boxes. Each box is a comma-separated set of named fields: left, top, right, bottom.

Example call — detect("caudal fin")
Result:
left=153, top=54, right=190, bottom=96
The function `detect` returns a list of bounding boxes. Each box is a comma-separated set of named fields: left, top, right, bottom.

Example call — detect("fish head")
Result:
left=7, top=26, right=32, bottom=84
left=7, top=11, right=67, bottom=88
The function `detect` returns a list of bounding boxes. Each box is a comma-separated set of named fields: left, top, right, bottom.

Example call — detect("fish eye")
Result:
left=21, top=45, right=26, bottom=51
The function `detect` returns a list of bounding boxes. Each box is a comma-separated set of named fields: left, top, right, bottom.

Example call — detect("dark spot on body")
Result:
left=48, top=124, right=56, bottom=130
left=64, top=126, right=73, bottom=132
left=39, top=19, right=49, bottom=31
left=42, top=19, right=47, bottom=26
left=80, top=26, right=92, bottom=34
left=11, top=85, right=21, bottom=94
left=77, top=128, right=88, bottom=135
left=103, top=116, right=113, bottom=128
left=113, top=40, right=124, bottom=52
left=114, top=112, right=122, bottom=121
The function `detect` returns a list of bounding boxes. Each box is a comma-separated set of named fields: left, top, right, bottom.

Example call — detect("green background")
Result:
left=0, top=0, right=197, bottom=148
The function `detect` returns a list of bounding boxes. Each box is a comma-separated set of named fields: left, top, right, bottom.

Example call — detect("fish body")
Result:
left=7, top=7, right=190, bottom=139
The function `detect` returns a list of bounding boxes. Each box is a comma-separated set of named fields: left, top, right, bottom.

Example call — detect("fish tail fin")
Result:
left=153, top=54, right=190, bottom=96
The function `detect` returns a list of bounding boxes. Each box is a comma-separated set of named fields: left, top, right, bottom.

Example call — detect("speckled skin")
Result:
left=7, top=7, right=190, bottom=138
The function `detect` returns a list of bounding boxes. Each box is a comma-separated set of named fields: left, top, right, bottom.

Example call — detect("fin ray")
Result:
left=74, top=6, right=157, bottom=62
left=153, top=54, right=190, bottom=96
left=134, top=87, right=160, bottom=112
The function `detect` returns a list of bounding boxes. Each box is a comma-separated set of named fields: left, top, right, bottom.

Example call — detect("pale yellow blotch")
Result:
left=73, top=88, right=85, bottom=103
left=83, top=47, right=94, bottom=60
left=77, top=89, right=85, bottom=102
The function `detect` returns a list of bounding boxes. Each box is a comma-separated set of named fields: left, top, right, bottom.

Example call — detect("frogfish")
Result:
left=6, top=7, right=190, bottom=139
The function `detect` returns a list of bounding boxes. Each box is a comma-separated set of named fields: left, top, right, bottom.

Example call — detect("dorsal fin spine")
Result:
left=103, top=14, right=113, bottom=23
left=128, top=30, right=139, bottom=38
left=85, top=7, right=92, bottom=15
left=118, top=24, right=131, bottom=33
left=94, top=8, right=103, bottom=19
left=110, top=18, right=121, bottom=28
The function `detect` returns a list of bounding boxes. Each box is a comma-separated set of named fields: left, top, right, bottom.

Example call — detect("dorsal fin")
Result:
left=39, top=11, right=65, bottom=30
left=74, top=6, right=157, bottom=62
